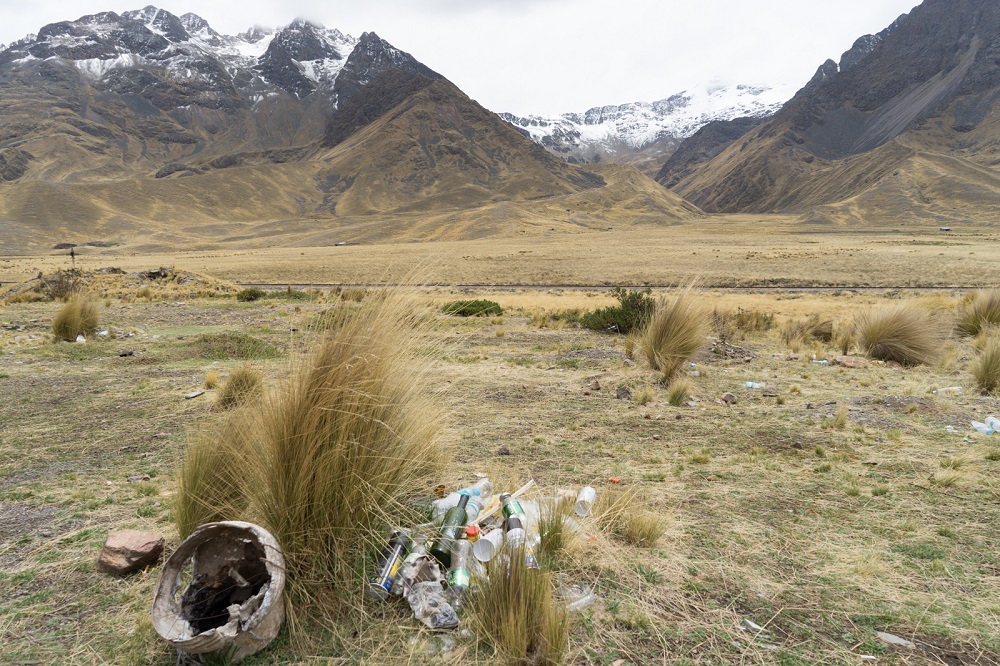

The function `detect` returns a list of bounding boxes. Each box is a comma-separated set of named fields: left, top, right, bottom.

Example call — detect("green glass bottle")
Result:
left=430, top=493, right=469, bottom=567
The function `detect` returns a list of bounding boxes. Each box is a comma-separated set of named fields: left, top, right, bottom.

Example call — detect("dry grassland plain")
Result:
left=1, top=220, right=999, bottom=665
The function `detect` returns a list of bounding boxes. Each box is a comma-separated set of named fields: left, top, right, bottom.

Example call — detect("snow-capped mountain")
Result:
left=500, top=81, right=797, bottom=171
left=0, top=6, right=428, bottom=110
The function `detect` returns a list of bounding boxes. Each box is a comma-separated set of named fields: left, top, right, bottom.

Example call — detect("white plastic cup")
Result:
left=574, top=486, right=596, bottom=517
left=473, top=528, right=505, bottom=562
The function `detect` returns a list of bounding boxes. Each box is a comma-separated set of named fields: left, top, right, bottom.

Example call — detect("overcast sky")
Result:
left=0, top=0, right=920, bottom=114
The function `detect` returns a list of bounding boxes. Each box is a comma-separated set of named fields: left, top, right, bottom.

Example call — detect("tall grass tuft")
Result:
left=972, top=336, right=1000, bottom=394
left=214, top=365, right=263, bottom=410
left=595, top=487, right=669, bottom=547
left=854, top=302, right=944, bottom=366
left=174, top=290, right=449, bottom=633
left=537, top=498, right=573, bottom=570
left=468, top=545, right=569, bottom=666
left=781, top=314, right=833, bottom=347
left=51, top=295, right=99, bottom=341
left=957, top=290, right=1000, bottom=337
left=639, top=289, right=708, bottom=383
left=666, top=376, right=693, bottom=406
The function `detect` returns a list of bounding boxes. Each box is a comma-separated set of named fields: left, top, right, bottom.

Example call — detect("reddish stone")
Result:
left=834, top=355, right=871, bottom=369
left=97, top=530, right=164, bottom=575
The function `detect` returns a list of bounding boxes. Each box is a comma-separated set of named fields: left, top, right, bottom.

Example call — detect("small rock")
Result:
left=863, top=460, right=879, bottom=466
left=119, top=350, right=134, bottom=357
left=583, top=391, right=591, bottom=396
left=834, top=355, right=871, bottom=369
left=497, top=446, right=511, bottom=456
left=876, top=632, right=916, bottom=649
left=652, top=435, right=661, bottom=440
left=97, top=530, right=164, bottom=575
left=127, top=474, right=151, bottom=483
left=722, top=392, right=738, bottom=405
left=787, top=354, right=801, bottom=361
left=184, top=390, right=204, bottom=400
left=616, top=386, right=632, bottom=400
left=792, top=442, right=803, bottom=449
left=589, top=380, right=601, bottom=391
left=75, top=335, right=86, bottom=343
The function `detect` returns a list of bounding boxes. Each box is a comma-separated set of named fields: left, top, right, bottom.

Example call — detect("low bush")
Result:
left=580, top=286, right=655, bottom=334
left=441, top=299, right=504, bottom=317
left=667, top=377, right=693, bottom=406
left=972, top=337, right=1000, bottom=394
left=236, top=287, right=266, bottom=302
left=194, top=332, right=280, bottom=360
left=957, top=290, right=1000, bottom=337
left=52, top=295, right=99, bottom=341
left=639, top=289, right=708, bottom=382
left=854, top=303, right=944, bottom=366
left=713, top=307, right=774, bottom=342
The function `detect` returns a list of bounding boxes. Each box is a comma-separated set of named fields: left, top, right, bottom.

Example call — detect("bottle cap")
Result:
left=465, top=524, right=481, bottom=541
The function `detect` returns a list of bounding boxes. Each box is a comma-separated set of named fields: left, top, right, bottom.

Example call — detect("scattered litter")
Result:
left=75, top=334, right=86, bottom=343
left=607, top=477, right=621, bottom=484
left=876, top=631, right=917, bottom=649
left=97, top=330, right=109, bottom=336
left=744, top=382, right=766, bottom=389
left=811, top=360, right=829, bottom=365
left=575, top=486, right=596, bottom=516
left=742, top=618, right=771, bottom=636
left=933, top=386, right=962, bottom=396
left=104, top=480, right=113, bottom=486
left=860, top=656, right=879, bottom=663
left=127, top=474, right=151, bottom=483
left=558, top=583, right=599, bottom=612
left=185, top=390, right=205, bottom=400
left=945, top=425, right=957, bottom=433
left=971, top=416, right=998, bottom=435
left=152, top=521, right=285, bottom=663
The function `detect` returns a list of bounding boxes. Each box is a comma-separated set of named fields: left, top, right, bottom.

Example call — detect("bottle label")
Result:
left=502, top=499, right=524, bottom=520
left=448, top=569, right=471, bottom=588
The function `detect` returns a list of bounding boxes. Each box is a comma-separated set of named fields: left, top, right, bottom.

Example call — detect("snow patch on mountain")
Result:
left=501, top=81, right=797, bottom=162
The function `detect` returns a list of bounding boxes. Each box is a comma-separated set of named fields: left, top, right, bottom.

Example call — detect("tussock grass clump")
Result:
left=215, top=365, right=263, bottom=410
left=595, top=487, right=669, bottom=547
left=957, top=290, right=1000, bottom=337
left=442, top=299, right=504, bottom=317
left=781, top=313, right=833, bottom=347
left=713, top=306, right=774, bottom=342
left=468, top=545, right=568, bottom=666
left=175, top=291, right=448, bottom=633
left=634, top=384, right=655, bottom=406
left=854, top=303, right=944, bottom=366
left=972, top=337, right=1000, bottom=394
left=204, top=370, right=220, bottom=389
left=537, top=499, right=574, bottom=570
left=666, top=376, right=693, bottom=406
left=639, top=290, right=708, bottom=383
left=51, top=295, right=99, bottom=341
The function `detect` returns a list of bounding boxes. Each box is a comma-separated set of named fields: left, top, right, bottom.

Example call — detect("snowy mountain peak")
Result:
left=501, top=81, right=797, bottom=170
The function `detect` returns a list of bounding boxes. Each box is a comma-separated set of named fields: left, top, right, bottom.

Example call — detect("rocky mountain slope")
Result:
left=0, top=6, right=698, bottom=253
left=662, top=0, right=1000, bottom=224
left=500, top=82, right=795, bottom=175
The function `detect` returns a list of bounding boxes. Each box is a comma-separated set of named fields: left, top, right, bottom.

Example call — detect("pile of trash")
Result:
left=368, top=478, right=597, bottom=630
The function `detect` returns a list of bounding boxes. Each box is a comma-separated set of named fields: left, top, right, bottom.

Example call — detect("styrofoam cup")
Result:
left=574, top=486, right=596, bottom=517
left=473, top=528, right=505, bottom=562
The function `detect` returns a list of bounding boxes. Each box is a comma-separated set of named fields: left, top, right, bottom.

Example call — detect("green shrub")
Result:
left=236, top=287, right=266, bottom=302
left=581, top=286, right=655, bottom=334
left=194, top=332, right=279, bottom=360
left=957, top=290, right=1000, bottom=337
left=441, top=299, right=504, bottom=317
left=639, top=289, right=708, bottom=382
left=854, top=303, right=944, bottom=366
left=52, top=295, right=99, bottom=341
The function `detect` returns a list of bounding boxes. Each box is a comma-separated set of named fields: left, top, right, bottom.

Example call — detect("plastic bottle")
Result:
left=972, top=416, right=999, bottom=435
left=502, top=514, right=539, bottom=569
left=367, top=529, right=409, bottom=600
left=430, top=494, right=469, bottom=567
left=431, top=479, right=493, bottom=521
left=933, top=386, right=963, bottom=395
left=744, top=381, right=766, bottom=389
left=447, top=539, right=473, bottom=609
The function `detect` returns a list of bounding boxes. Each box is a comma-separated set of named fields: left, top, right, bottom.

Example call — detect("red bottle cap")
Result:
left=465, top=524, right=481, bottom=542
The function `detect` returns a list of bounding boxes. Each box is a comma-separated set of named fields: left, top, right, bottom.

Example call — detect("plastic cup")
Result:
left=473, top=528, right=505, bottom=562
left=574, top=486, right=596, bottom=517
